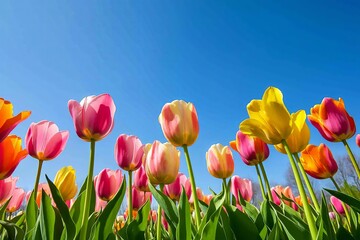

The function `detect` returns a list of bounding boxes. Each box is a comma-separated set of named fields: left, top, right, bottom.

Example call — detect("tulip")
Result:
left=329, top=211, right=336, bottom=220
left=0, top=98, right=31, bottom=142
left=271, top=185, right=297, bottom=210
left=54, top=166, right=78, bottom=201
left=294, top=195, right=311, bottom=207
left=95, top=194, right=107, bottom=212
left=282, top=186, right=298, bottom=211
left=240, top=87, right=292, bottom=145
left=231, top=176, right=253, bottom=202
left=0, top=136, right=28, bottom=179
left=65, top=199, right=75, bottom=209
left=133, top=165, right=150, bottom=192
left=308, top=98, right=355, bottom=142
left=6, top=187, right=25, bottom=213
left=131, top=186, right=152, bottom=210
left=94, top=168, right=123, bottom=201
left=271, top=185, right=284, bottom=206
left=115, top=134, right=144, bottom=171
left=68, top=93, right=116, bottom=142
left=26, top=120, right=69, bottom=161
left=159, top=100, right=199, bottom=147
left=33, top=183, right=51, bottom=207
left=145, top=141, right=180, bottom=185
left=300, top=144, right=338, bottom=179
left=330, top=196, right=347, bottom=215
left=206, top=144, right=234, bottom=179
left=163, top=173, right=191, bottom=201
left=274, top=110, right=310, bottom=154
left=357, top=134, right=360, bottom=148
left=203, top=194, right=213, bottom=206
left=0, top=176, right=17, bottom=205
left=189, top=187, right=204, bottom=204
left=230, top=131, right=269, bottom=166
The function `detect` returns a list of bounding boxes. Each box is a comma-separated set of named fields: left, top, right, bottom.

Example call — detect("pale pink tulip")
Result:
left=115, top=134, right=144, bottom=172
left=231, top=176, right=253, bottom=202
left=6, top=187, right=25, bottom=213
left=0, top=176, right=17, bottom=205
left=94, top=168, right=123, bottom=201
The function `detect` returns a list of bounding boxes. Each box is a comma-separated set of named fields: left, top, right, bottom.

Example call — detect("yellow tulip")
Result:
left=274, top=110, right=310, bottom=153
left=54, top=166, right=78, bottom=201
left=240, top=87, right=292, bottom=145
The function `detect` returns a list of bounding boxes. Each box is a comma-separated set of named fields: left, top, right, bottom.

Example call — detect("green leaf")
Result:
left=91, top=178, right=126, bottom=240
left=39, top=190, right=56, bottom=240
left=0, top=198, right=10, bottom=220
left=319, top=193, right=336, bottom=240
left=267, top=222, right=281, bottom=240
left=277, top=210, right=311, bottom=240
left=219, top=209, right=235, bottom=240
left=225, top=205, right=259, bottom=240
left=325, top=188, right=360, bottom=213
left=0, top=220, right=25, bottom=240
left=176, top=189, right=191, bottom=240
left=260, top=200, right=275, bottom=229
left=126, top=200, right=151, bottom=240
left=46, top=175, right=76, bottom=240
left=25, top=191, right=38, bottom=236
left=336, top=226, right=355, bottom=240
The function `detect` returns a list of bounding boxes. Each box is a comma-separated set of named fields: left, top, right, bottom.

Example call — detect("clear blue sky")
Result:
left=1, top=1, right=359, bottom=194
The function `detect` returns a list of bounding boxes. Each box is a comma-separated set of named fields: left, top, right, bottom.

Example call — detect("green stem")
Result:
left=293, top=153, right=320, bottom=211
left=342, top=140, right=360, bottom=179
left=183, top=145, right=201, bottom=229
left=80, top=139, right=96, bottom=240
left=282, top=140, right=317, bottom=240
left=222, top=178, right=229, bottom=205
left=259, top=162, right=273, bottom=201
left=33, top=160, right=44, bottom=197
left=128, top=171, right=133, bottom=222
left=255, top=164, right=266, bottom=200
left=330, top=177, right=352, bottom=229
left=156, top=184, right=164, bottom=240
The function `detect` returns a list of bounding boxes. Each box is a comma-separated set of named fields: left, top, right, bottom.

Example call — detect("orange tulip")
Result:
left=0, top=136, right=28, bottom=179
left=0, top=98, right=31, bottom=143
left=300, top=144, right=338, bottom=179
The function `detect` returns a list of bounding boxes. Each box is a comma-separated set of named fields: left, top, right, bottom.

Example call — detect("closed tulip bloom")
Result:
left=130, top=186, right=152, bottom=210
left=230, top=131, right=269, bottom=166
left=68, top=94, right=116, bottom=142
left=6, top=187, right=25, bottom=213
left=271, top=185, right=284, bottom=206
left=206, top=144, right=234, bottom=179
left=274, top=110, right=310, bottom=154
left=0, top=98, right=31, bottom=143
left=163, top=173, right=191, bottom=201
left=115, top=134, right=144, bottom=171
left=145, top=141, right=180, bottom=185
left=300, top=144, right=338, bottom=179
left=330, top=196, right=347, bottom=215
left=54, top=166, right=78, bottom=201
left=240, top=87, right=292, bottom=145
left=159, top=100, right=199, bottom=147
left=308, top=98, right=356, bottom=142
left=134, top=165, right=150, bottom=192
left=283, top=186, right=298, bottom=211
left=94, top=168, right=123, bottom=201
left=0, top=136, right=28, bottom=179
left=329, top=211, right=336, bottom=220
left=0, top=176, right=17, bottom=205
left=231, top=176, right=253, bottom=202
left=356, top=134, right=360, bottom=148
left=26, top=120, right=69, bottom=161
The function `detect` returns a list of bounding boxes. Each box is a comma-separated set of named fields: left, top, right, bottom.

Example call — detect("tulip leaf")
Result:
left=90, top=178, right=126, bottom=240
left=260, top=200, right=275, bottom=229
left=276, top=210, right=311, bottom=240
left=325, top=188, right=360, bottom=213
left=0, top=198, right=10, bottom=221
left=176, top=188, right=192, bottom=240
left=0, top=220, right=25, bottom=240
left=268, top=222, right=281, bottom=240
left=319, top=193, right=335, bottom=240
left=39, top=190, right=56, bottom=240
left=219, top=208, right=235, bottom=240
left=25, top=191, right=38, bottom=236
left=336, top=226, right=355, bottom=240
left=46, top=175, right=76, bottom=240
left=126, top=200, right=151, bottom=240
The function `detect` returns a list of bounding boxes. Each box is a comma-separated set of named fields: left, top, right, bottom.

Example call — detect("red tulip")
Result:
left=115, top=134, right=144, bottom=172
left=94, top=168, right=123, bottom=201
left=6, top=187, right=25, bottom=213
left=230, top=175, right=253, bottom=202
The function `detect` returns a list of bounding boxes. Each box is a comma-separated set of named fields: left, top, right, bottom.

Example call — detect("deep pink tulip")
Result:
left=6, top=187, right=25, bottom=213
left=134, top=165, right=150, bottom=192
left=115, top=134, right=144, bottom=172
left=0, top=176, right=17, bottom=205
left=131, top=186, right=152, bottom=210
left=26, top=120, right=69, bottom=161
left=230, top=131, right=269, bottom=166
left=206, top=144, right=234, bottom=179
left=163, top=173, right=191, bottom=201
left=94, top=168, right=123, bottom=201
left=230, top=175, right=253, bottom=203
left=356, top=134, right=360, bottom=148
left=330, top=196, right=347, bottom=215
left=68, top=94, right=116, bottom=142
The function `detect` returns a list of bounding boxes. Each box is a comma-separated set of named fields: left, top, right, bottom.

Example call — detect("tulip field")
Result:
left=1, top=86, right=360, bottom=240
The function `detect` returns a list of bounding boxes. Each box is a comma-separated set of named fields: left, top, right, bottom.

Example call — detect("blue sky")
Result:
left=1, top=1, right=359, bottom=195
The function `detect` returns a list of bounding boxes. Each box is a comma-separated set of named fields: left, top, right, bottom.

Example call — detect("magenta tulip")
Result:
left=131, top=186, right=152, bottom=210
left=163, top=173, right=191, bottom=201
left=26, top=120, right=69, bottom=161
left=6, top=187, right=25, bottom=213
left=231, top=175, right=253, bottom=202
left=330, top=196, right=347, bottom=215
left=133, top=165, right=150, bottom=192
left=0, top=176, right=17, bottom=205
left=356, top=134, right=360, bottom=148
left=94, top=168, right=123, bottom=201
left=68, top=94, right=116, bottom=142
left=115, top=134, right=144, bottom=172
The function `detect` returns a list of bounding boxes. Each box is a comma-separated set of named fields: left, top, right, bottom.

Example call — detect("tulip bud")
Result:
left=115, top=134, right=144, bottom=172
left=330, top=196, right=347, bottom=215
left=94, top=168, right=123, bottom=201
left=0, top=176, right=17, bottom=205
left=230, top=176, right=253, bottom=202
left=134, top=165, right=150, bottom=192
left=131, top=186, right=152, bottom=210
left=163, top=173, right=191, bottom=201
left=54, top=166, right=78, bottom=201
left=206, top=144, right=234, bottom=179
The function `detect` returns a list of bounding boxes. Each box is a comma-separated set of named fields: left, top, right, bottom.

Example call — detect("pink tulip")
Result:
left=131, top=186, right=152, bottom=210
left=206, top=144, right=234, bottom=179
left=330, top=196, right=347, bottom=215
left=189, top=187, right=204, bottom=204
left=271, top=185, right=284, bottom=205
left=231, top=176, right=253, bottom=202
left=94, top=168, right=123, bottom=201
left=6, top=187, right=25, bottom=213
left=356, top=134, right=360, bottom=148
left=65, top=198, right=75, bottom=209
left=271, top=185, right=297, bottom=210
left=283, top=186, right=298, bottom=211
left=0, top=176, right=17, bottom=205
left=115, top=134, right=144, bottom=172
left=26, top=120, right=69, bottom=161
left=95, top=194, right=107, bottom=212
left=145, top=141, right=180, bottom=185
left=134, top=165, right=150, bottom=192
left=163, top=173, right=191, bottom=201
left=68, top=94, right=116, bottom=142
left=329, top=211, right=336, bottom=220
left=230, top=131, right=269, bottom=166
